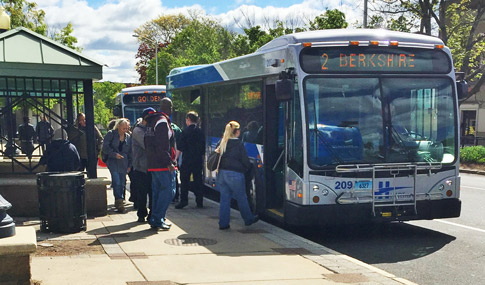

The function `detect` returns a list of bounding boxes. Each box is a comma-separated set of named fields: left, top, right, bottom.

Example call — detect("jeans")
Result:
left=216, top=169, right=255, bottom=228
left=150, top=171, right=175, bottom=227
left=110, top=171, right=126, bottom=200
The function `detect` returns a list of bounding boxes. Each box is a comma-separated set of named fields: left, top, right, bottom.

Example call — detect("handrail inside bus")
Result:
left=272, top=150, right=285, bottom=172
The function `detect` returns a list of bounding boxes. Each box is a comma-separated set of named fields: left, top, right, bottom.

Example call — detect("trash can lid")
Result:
left=0, top=195, right=12, bottom=211
left=49, top=172, right=84, bottom=177
left=37, top=171, right=84, bottom=177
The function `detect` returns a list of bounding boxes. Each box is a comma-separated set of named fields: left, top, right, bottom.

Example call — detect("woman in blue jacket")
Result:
left=103, top=118, right=132, bottom=212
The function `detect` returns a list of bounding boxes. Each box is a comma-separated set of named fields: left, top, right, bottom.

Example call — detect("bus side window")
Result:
left=288, top=78, right=303, bottom=177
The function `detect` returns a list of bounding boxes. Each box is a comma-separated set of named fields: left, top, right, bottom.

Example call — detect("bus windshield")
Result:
left=305, top=77, right=456, bottom=167
left=124, top=106, right=148, bottom=124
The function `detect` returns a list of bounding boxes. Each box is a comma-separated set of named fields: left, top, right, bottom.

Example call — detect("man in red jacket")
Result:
left=144, top=98, right=177, bottom=230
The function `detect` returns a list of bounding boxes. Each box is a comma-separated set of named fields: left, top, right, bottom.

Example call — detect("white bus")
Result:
left=113, top=85, right=166, bottom=124
left=167, top=29, right=468, bottom=226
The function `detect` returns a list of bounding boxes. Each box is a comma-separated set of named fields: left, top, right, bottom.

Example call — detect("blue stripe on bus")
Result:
left=169, top=65, right=224, bottom=89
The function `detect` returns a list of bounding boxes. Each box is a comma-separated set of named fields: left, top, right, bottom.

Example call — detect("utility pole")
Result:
left=364, top=0, right=368, bottom=28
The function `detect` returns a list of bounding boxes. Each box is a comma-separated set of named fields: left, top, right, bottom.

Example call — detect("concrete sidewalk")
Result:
left=16, top=185, right=415, bottom=285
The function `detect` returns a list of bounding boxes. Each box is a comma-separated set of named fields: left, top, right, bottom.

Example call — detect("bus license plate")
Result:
left=355, top=181, right=372, bottom=190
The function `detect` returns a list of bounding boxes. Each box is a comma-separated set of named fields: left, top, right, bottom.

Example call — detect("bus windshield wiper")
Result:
left=314, top=129, right=344, bottom=164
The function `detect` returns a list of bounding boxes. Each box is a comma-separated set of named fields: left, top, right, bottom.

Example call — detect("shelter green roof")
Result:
left=0, top=27, right=103, bottom=80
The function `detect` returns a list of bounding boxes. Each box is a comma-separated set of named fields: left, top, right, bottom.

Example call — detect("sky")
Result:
left=35, top=0, right=363, bottom=83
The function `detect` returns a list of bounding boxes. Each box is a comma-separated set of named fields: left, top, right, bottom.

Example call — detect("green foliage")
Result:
left=134, top=14, right=191, bottom=84
left=53, top=22, right=82, bottom=52
left=460, top=146, right=485, bottom=163
left=1, top=0, right=82, bottom=52
left=371, top=0, right=484, bottom=97
left=147, top=17, right=237, bottom=85
left=134, top=14, right=190, bottom=46
left=137, top=9, right=355, bottom=84
left=242, top=25, right=273, bottom=53
left=93, top=82, right=125, bottom=128
left=233, top=21, right=307, bottom=56
left=388, top=16, right=412, bottom=32
left=309, top=9, right=348, bottom=30
left=1, top=0, right=47, bottom=35
left=446, top=0, right=484, bottom=84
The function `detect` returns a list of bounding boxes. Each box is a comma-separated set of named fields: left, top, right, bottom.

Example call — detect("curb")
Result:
left=459, top=168, right=485, bottom=175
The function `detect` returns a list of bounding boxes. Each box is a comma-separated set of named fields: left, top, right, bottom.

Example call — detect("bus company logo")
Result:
left=375, top=181, right=412, bottom=199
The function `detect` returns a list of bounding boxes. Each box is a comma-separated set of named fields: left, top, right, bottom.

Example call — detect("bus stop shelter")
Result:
left=0, top=27, right=103, bottom=178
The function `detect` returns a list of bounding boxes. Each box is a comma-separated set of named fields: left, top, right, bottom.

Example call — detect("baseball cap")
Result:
left=141, top=107, right=156, bottom=119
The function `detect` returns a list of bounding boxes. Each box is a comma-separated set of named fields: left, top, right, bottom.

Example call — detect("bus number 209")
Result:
left=335, top=181, right=353, bottom=190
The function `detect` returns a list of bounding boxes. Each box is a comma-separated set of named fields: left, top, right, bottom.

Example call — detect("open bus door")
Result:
left=264, top=83, right=286, bottom=221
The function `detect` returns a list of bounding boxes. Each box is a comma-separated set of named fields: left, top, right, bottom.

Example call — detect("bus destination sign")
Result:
left=300, top=46, right=451, bottom=74
left=122, top=94, right=165, bottom=104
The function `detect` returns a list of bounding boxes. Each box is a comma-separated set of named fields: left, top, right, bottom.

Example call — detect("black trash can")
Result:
left=37, top=172, right=86, bottom=233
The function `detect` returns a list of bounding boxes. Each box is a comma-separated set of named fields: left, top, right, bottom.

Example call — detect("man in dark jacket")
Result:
left=41, top=128, right=80, bottom=172
left=131, top=107, right=155, bottom=223
left=144, top=98, right=176, bottom=230
left=17, top=117, right=36, bottom=159
left=36, top=115, right=54, bottom=153
left=176, top=111, right=205, bottom=209
left=68, top=113, right=103, bottom=171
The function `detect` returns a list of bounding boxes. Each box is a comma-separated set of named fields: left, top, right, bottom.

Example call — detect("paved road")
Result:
left=295, top=172, right=485, bottom=285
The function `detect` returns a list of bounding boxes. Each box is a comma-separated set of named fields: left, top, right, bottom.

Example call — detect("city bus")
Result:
left=113, top=85, right=166, bottom=124
left=167, top=29, right=468, bottom=226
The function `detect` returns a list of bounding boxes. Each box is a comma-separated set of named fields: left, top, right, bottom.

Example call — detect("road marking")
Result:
left=461, top=185, right=485, bottom=191
left=435, top=220, right=485, bottom=233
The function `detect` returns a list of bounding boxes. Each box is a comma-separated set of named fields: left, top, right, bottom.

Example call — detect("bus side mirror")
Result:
left=275, top=79, right=293, bottom=101
left=276, top=70, right=294, bottom=102
left=112, top=106, right=122, bottom=117
left=457, top=80, right=468, bottom=101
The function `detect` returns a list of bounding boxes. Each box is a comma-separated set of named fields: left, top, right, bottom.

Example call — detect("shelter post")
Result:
left=83, top=80, right=97, bottom=178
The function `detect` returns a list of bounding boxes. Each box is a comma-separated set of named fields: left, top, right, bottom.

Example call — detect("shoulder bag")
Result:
left=207, top=150, right=221, bottom=172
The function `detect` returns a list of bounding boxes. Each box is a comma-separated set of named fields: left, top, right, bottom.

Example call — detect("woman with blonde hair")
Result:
left=102, top=118, right=132, bottom=212
left=215, top=121, right=259, bottom=230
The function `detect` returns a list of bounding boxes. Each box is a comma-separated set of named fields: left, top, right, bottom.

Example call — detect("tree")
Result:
left=1, top=0, right=47, bottom=35
left=53, top=22, right=82, bottom=52
left=369, top=0, right=432, bottom=34
left=93, top=82, right=125, bottom=128
left=371, top=0, right=484, bottom=98
left=446, top=0, right=485, bottom=98
left=233, top=20, right=307, bottom=56
left=134, top=14, right=191, bottom=84
left=1, top=0, right=82, bottom=51
left=146, top=16, right=237, bottom=85
left=309, top=9, right=349, bottom=30
left=135, top=41, right=167, bottom=85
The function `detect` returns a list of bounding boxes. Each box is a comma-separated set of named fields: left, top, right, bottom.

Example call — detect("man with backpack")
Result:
left=144, top=98, right=177, bottom=230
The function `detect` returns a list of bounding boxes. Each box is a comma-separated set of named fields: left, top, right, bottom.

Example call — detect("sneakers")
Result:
left=175, top=201, right=188, bottom=209
left=219, top=225, right=230, bottom=230
left=150, top=222, right=171, bottom=231
left=137, top=217, right=145, bottom=223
